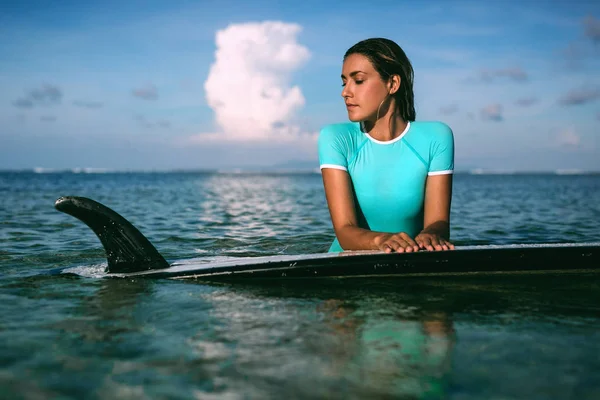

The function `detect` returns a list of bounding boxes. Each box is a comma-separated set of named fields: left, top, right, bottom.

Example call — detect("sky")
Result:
left=1, top=0, right=599, bottom=172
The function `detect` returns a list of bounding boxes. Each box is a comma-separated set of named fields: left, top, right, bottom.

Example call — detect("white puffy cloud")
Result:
left=198, top=21, right=311, bottom=142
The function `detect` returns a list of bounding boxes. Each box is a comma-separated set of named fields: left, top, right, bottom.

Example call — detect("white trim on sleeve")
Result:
left=428, top=170, right=453, bottom=176
left=320, top=164, right=348, bottom=171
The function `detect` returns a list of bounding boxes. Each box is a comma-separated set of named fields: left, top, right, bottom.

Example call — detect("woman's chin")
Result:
left=346, top=113, right=363, bottom=122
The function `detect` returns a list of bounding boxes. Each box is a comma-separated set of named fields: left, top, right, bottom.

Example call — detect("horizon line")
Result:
left=1, top=167, right=599, bottom=176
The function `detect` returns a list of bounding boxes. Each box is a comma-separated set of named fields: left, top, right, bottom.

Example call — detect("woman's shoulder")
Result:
left=409, top=120, right=454, bottom=143
left=410, top=120, right=453, bottom=135
left=319, top=121, right=362, bottom=137
left=318, top=122, right=363, bottom=149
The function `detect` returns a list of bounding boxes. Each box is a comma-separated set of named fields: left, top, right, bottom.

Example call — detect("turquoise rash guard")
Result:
left=318, top=120, right=455, bottom=253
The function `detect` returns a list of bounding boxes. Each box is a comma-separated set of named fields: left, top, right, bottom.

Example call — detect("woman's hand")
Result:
left=374, top=232, right=420, bottom=253
left=415, top=232, right=454, bottom=251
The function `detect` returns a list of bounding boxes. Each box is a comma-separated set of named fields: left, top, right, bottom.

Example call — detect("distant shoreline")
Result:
left=1, top=168, right=600, bottom=176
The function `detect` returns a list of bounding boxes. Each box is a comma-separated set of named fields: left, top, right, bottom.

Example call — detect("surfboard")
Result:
left=53, top=196, right=600, bottom=281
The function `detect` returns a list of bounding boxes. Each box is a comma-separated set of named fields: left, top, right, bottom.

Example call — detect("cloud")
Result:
left=12, top=84, right=62, bottom=108
left=29, top=85, right=62, bottom=103
left=558, top=16, right=600, bottom=69
left=13, top=98, right=34, bottom=108
left=200, top=21, right=311, bottom=142
left=157, top=120, right=171, bottom=128
left=73, top=100, right=103, bottom=109
left=480, top=104, right=503, bottom=121
left=134, top=115, right=172, bottom=129
left=558, top=87, right=600, bottom=105
left=583, top=15, right=600, bottom=43
left=132, top=84, right=158, bottom=100
left=555, top=127, right=580, bottom=148
left=40, top=116, right=57, bottom=122
left=439, top=104, right=459, bottom=115
left=478, top=67, right=528, bottom=82
left=515, top=97, right=538, bottom=107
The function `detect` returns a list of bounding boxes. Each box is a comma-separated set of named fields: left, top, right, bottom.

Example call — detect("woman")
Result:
left=318, top=38, right=455, bottom=253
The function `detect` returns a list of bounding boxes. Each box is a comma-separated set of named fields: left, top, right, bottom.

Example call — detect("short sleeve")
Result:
left=428, top=123, right=454, bottom=176
left=318, top=125, right=348, bottom=171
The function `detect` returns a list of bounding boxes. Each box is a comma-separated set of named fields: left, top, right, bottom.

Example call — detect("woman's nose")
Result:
left=341, top=85, right=351, bottom=99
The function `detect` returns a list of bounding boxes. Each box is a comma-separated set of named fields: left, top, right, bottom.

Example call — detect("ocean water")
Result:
left=1, top=171, right=600, bottom=399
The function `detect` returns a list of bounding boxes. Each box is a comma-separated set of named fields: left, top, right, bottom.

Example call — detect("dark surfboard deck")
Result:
left=53, top=196, right=600, bottom=281
left=109, top=242, right=600, bottom=281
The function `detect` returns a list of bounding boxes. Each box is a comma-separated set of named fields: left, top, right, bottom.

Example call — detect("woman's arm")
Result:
left=321, top=168, right=420, bottom=252
left=416, top=173, right=454, bottom=251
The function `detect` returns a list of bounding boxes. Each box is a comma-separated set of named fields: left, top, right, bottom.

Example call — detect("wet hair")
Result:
left=344, top=38, right=416, bottom=123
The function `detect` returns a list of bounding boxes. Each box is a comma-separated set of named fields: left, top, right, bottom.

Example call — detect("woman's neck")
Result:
left=363, top=114, right=408, bottom=142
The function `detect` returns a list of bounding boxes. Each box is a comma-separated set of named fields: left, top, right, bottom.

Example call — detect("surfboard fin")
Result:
left=55, top=196, right=171, bottom=273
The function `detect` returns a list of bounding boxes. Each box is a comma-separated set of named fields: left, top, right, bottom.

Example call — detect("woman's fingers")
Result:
left=417, top=235, right=455, bottom=251
left=430, top=236, right=443, bottom=251
left=384, top=239, right=406, bottom=253
left=439, top=239, right=450, bottom=251
left=381, top=233, right=455, bottom=253
left=381, top=234, right=418, bottom=253
left=399, top=233, right=419, bottom=252
left=440, top=239, right=455, bottom=251
left=417, top=235, right=434, bottom=251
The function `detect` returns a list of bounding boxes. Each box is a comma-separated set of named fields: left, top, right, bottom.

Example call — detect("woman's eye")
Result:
left=341, top=79, right=363, bottom=86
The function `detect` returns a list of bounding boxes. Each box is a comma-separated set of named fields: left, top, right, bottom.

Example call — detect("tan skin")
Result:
left=321, top=53, right=454, bottom=253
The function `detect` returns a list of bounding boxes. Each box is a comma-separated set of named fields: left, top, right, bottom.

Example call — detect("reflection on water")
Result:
left=316, top=299, right=455, bottom=399
left=51, top=278, right=155, bottom=343
left=196, top=280, right=456, bottom=399
left=196, top=274, right=600, bottom=399
left=1, top=272, right=599, bottom=399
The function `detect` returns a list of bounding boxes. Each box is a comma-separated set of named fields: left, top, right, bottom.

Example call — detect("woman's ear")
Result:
left=389, top=75, right=401, bottom=95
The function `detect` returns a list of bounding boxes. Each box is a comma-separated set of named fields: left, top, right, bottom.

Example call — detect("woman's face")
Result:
left=341, top=53, right=389, bottom=122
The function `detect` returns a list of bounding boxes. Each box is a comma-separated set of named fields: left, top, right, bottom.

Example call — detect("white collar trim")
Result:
left=360, top=121, right=411, bottom=145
